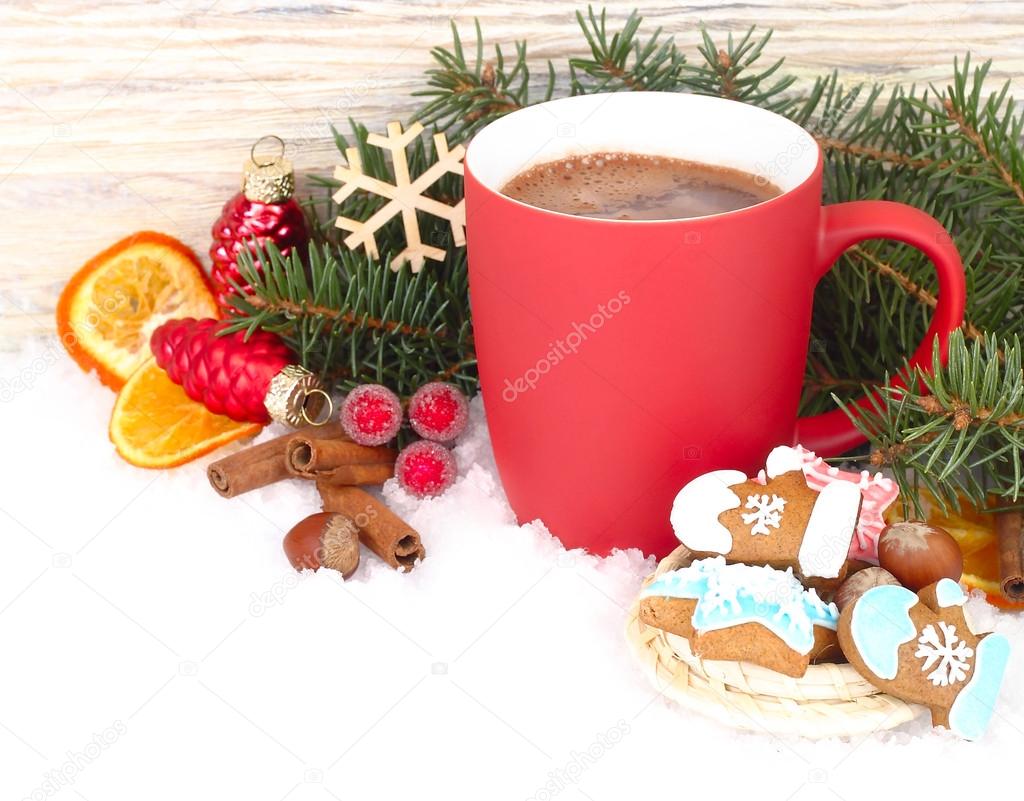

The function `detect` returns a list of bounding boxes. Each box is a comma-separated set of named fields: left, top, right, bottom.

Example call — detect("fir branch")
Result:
left=240, top=294, right=464, bottom=343
left=943, top=98, right=1024, bottom=204
left=685, top=27, right=797, bottom=111
left=837, top=330, right=1024, bottom=515
left=413, top=19, right=554, bottom=142
left=814, top=136, right=942, bottom=170
left=846, top=245, right=984, bottom=344
left=849, top=244, right=940, bottom=311
left=795, top=57, right=1024, bottom=411
left=435, top=355, right=478, bottom=382
left=569, top=7, right=686, bottom=93
left=804, top=360, right=882, bottom=394
left=225, top=241, right=476, bottom=398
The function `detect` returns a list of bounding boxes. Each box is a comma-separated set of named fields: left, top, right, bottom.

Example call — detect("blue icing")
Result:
left=948, top=633, right=1011, bottom=740
left=849, top=585, right=918, bottom=680
left=935, top=578, right=966, bottom=608
left=642, top=567, right=711, bottom=602
left=640, top=556, right=838, bottom=654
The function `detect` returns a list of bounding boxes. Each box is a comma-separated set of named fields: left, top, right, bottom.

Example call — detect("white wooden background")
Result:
left=2, top=0, right=1023, bottom=343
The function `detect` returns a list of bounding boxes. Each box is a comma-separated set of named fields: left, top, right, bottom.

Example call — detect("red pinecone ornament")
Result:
left=210, top=137, right=308, bottom=312
left=151, top=317, right=326, bottom=426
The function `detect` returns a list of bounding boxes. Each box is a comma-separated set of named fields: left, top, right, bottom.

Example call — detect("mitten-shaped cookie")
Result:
left=671, top=466, right=861, bottom=585
left=838, top=578, right=1010, bottom=740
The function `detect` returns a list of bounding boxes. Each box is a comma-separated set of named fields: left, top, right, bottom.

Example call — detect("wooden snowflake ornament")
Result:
left=332, top=121, right=466, bottom=273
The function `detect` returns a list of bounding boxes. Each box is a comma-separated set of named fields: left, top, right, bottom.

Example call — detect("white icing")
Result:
left=764, top=446, right=804, bottom=478
left=916, top=621, right=974, bottom=687
left=797, top=480, right=861, bottom=578
left=794, top=447, right=899, bottom=562
left=670, top=470, right=746, bottom=553
left=742, top=493, right=786, bottom=536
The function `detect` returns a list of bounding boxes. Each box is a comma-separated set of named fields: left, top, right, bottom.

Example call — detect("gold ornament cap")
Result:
left=264, top=364, right=333, bottom=427
left=243, top=135, right=296, bottom=204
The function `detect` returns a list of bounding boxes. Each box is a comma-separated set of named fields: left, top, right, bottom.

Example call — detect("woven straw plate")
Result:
left=625, top=545, right=925, bottom=739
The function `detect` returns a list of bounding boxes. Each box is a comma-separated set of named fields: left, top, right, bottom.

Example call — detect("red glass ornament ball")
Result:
left=407, top=382, right=469, bottom=442
left=395, top=440, right=457, bottom=498
left=340, top=384, right=403, bottom=446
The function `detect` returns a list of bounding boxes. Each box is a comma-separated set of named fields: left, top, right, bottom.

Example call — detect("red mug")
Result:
left=464, top=92, right=965, bottom=557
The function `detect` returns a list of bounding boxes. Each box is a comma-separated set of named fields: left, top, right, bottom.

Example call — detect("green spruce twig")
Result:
left=413, top=19, right=555, bottom=142
left=568, top=7, right=686, bottom=93
left=835, top=331, right=1024, bottom=516
left=224, top=242, right=476, bottom=397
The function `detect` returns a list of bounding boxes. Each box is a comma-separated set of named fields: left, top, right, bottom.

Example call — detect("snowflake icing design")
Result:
left=915, top=621, right=974, bottom=687
left=742, top=494, right=786, bottom=536
left=699, top=577, right=742, bottom=617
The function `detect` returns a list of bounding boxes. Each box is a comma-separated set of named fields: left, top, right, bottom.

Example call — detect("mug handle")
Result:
left=794, top=200, right=967, bottom=456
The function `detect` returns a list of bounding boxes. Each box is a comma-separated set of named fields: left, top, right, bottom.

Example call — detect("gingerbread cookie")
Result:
left=838, top=578, right=1011, bottom=740
left=762, top=445, right=899, bottom=562
left=639, top=556, right=841, bottom=678
left=670, top=461, right=861, bottom=585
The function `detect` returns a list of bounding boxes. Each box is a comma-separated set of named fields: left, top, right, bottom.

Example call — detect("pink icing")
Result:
left=755, top=446, right=899, bottom=562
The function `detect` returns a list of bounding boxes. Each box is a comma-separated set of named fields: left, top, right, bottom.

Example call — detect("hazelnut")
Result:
left=877, top=521, right=963, bottom=591
left=283, top=512, right=361, bottom=579
left=833, top=566, right=900, bottom=611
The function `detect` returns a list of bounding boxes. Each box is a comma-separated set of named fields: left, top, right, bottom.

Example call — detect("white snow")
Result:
left=2, top=337, right=1024, bottom=800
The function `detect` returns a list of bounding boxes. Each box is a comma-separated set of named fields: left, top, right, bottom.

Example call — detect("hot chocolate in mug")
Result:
left=464, top=92, right=965, bottom=556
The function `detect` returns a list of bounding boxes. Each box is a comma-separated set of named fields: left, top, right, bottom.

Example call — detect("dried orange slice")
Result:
left=110, top=358, right=261, bottom=468
left=57, top=232, right=219, bottom=390
left=961, top=540, right=1024, bottom=609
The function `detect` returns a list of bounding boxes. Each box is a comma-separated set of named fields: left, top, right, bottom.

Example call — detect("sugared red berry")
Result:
left=407, top=382, right=469, bottom=442
left=340, top=384, right=402, bottom=446
left=395, top=440, right=456, bottom=498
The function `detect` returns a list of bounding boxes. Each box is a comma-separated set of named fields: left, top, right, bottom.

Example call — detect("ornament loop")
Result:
left=265, top=364, right=324, bottom=427
left=301, top=388, right=334, bottom=426
left=251, top=134, right=286, bottom=168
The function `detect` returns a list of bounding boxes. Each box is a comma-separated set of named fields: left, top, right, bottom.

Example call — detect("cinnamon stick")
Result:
left=285, top=436, right=396, bottom=486
left=207, top=422, right=346, bottom=498
left=996, top=510, right=1024, bottom=602
left=317, top=483, right=425, bottom=571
